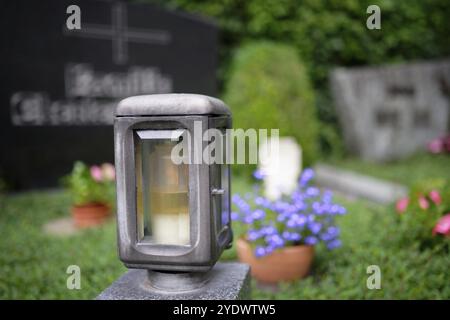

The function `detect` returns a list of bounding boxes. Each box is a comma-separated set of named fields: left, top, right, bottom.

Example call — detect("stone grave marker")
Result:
left=258, top=137, right=302, bottom=200
left=330, top=60, right=450, bottom=162
left=0, top=0, right=218, bottom=189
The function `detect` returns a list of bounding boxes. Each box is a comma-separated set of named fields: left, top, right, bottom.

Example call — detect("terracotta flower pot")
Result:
left=236, top=238, right=314, bottom=284
left=71, top=203, right=111, bottom=228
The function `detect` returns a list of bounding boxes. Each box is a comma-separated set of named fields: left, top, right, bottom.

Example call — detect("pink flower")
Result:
left=101, top=163, right=115, bottom=181
left=418, top=196, right=429, bottom=210
left=429, top=190, right=442, bottom=205
left=427, top=139, right=443, bottom=154
left=432, top=213, right=450, bottom=237
left=395, top=197, right=409, bottom=214
left=90, top=165, right=103, bottom=182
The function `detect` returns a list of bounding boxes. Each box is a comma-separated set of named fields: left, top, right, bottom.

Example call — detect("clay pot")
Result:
left=71, top=203, right=110, bottom=228
left=236, top=238, right=314, bottom=284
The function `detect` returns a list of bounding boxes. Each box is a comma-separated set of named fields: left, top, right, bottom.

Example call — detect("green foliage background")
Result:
left=153, top=0, right=450, bottom=88
left=223, top=41, right=319, bottom=166
left=148, top=0, right=450, bottom=157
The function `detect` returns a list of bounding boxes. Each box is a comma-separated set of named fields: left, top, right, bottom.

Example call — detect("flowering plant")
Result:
left=63, top=161, right=115, bottom=206
left=427, top=134, right=450, bottom=154
left=395, top=179, right=450, bottom=243
left=232, top=168, right=346, bottom=257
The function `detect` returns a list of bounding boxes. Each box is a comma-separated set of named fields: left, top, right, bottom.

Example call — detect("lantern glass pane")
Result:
left=135, top=131, right=190, bottom=246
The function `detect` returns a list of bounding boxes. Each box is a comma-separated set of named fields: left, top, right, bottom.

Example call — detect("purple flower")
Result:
left=232, top=165, right=345, bottom=253
left=299, top=168, right=314, bottom=187
left=273, top=201, right=290, bottom=212
left=282, top=231, right=301, bottom=241
left=305, top=187, right=320, bottom=197
left=261, top=225, right=277, bottom=236
left=265, top=245, right=275, bottom=255
left=286, top=214, right=307, bottom=228
left=253, top=169, right=266, bottom=180
left=327, top=226, right=340, bottom=237
left=231, top=211, right=240, bottom=221
left=235, top=199, right=251, bottom=215
left=322, top=190, right=333, bottom=203
left=320, top=226, right=340, bottom=241
left=251, top=209, right=265, bottom=220
left=291, top=191, right=304, bottom=201
left=266, top=234, right=284, bottom=248
left=255, top=246, right=266, bottom=257
left=305, top=236, right=318, bottom=245
left=312, top=202, right=324, bottom=215
left=255, top=196, right=270, bottom=207
left=286, top=219, right=297, bottom=228
left=329, top=204, right=346, bottom=215
left=232, top=194, right=241, bottom=203
left=277, top=212, right=288, bottom=222
left=294, top=201, right=307, bottom=211
left=247, top=229, right=261, bottom=241
left=308, top=222, right=322, bottom=234
left=326, top=239, right=342, bottom=250
left=243, top=215, right=254, bottom=224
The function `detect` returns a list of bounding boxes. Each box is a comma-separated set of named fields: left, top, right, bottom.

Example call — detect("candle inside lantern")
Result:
left=149, top=143, right=190, bottom=245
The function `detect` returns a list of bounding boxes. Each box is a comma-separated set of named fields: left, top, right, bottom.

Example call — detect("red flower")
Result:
left=395, top=197, right=409, bottom=214
left=433, top=214, right=450, bottom=237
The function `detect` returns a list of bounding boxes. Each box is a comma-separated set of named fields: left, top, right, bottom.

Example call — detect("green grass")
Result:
left=222, top=192, right=450, bottom=299
left=0, top=155, right=449, bottom=299
left=326, top=153, right=450, bottom=186
left=0, top=191, right=126, bottom=299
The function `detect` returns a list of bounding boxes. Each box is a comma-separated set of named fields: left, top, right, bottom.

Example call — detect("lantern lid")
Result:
left=116, top=94, right=231, bottom=116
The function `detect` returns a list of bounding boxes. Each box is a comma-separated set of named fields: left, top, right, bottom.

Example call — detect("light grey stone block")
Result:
left=96, top=262, right=251, bottom=300
left=330, top=60, right=450, bottom=162
left=314, top=164, right=408, bottom=204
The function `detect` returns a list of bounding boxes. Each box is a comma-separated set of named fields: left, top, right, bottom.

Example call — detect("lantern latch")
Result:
left=211, top=188, right=225, bottom=195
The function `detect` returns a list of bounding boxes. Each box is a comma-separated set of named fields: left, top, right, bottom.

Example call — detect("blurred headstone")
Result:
left=0, top=0, right=218, bottom=189
left=258, top=137, right=301, bottom=200
left=331, top=60, right=450, bottom=162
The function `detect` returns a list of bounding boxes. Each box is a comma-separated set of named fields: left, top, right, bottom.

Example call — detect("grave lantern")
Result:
left=114, top=94, right=232, bottom=290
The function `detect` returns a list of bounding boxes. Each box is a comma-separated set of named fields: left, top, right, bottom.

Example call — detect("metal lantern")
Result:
left=114, top=94, right=232, bottom=285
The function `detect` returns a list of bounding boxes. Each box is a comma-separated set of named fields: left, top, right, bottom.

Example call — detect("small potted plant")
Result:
left=64, top=161, right=115, bottom=228
left=232, top=168, right=346, bottom=284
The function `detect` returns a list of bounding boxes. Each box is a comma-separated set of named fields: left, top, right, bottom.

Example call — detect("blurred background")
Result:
left=0, top=0, right=449, bottom=299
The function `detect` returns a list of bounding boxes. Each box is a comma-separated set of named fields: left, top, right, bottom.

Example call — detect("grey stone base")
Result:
left=42, top=217, right=78, bottom=236
left=96, top=262, right=251, bottom=300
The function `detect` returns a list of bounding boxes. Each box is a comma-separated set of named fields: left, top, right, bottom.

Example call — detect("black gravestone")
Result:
left=0, top=0, right=217, bottom=189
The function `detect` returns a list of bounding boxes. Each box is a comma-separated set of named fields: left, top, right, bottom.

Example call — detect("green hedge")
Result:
left=151, top=0, right=450, bottom=156
left=155, top=0, right=450, bottom=89
left=223, top=41, right=319, bottom=167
